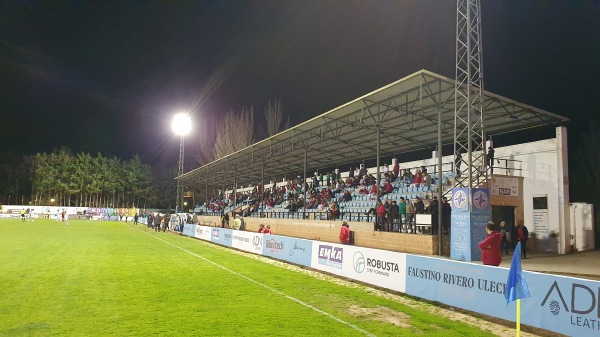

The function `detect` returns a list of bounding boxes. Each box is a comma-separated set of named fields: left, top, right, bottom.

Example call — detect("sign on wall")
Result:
left=533, top=196, right=550, bottom=239
left=491, top=177, right=519, bottom=197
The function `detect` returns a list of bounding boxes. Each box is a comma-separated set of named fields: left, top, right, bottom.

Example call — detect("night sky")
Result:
left=1, top=1, right=599, bottom=169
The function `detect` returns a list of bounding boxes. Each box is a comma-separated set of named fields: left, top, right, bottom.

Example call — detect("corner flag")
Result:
left=506, top=242, right=531, bottom=336
left=505, top=242, right=531, bottom=304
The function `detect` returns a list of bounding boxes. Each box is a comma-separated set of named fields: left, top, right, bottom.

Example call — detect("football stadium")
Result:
left=2, top=2, right=599, bottom=337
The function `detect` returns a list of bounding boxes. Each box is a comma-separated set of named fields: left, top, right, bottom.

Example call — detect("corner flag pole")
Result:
left=516, top=298, right=521, bottom=336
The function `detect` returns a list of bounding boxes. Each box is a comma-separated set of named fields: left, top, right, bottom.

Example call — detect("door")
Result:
left=492, top=206, right=515, bottom=235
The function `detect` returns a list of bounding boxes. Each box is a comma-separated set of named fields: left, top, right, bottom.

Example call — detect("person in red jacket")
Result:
left=339, top=220, right=351, bottom=244
left=479, top=222, right=502, bottom=266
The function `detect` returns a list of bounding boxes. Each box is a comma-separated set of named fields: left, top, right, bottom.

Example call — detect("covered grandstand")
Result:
left=178, top=69, right=574, bottom=255
left=179, top=69, right=567, bottom=198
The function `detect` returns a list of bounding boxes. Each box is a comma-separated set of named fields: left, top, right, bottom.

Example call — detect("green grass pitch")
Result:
left=0, top=218, right=499, bottom=336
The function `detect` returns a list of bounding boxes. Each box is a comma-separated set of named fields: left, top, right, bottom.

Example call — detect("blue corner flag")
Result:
left=505, top=242, right=531, bottom=304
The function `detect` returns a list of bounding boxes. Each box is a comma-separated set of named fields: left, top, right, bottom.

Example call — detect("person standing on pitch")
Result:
left=63, top=210, right=69, bottom=226
left=339, top=220, right=350, bottom=245
left=478, top=222, right=501, bottom=266
left=134, top=213, right=139, bottom=226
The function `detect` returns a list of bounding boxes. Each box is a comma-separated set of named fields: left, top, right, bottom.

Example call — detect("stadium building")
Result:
left=179, top=69, right=595, bottom=257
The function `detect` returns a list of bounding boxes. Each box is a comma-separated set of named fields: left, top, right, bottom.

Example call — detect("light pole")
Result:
left=172, top=113, right=192, bottom=213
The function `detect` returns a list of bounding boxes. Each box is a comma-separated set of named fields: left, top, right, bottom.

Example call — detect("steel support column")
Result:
left=376, top=124, right=381, bottom=199
left=303, top=148, right=307, bottom=220
left=437, top=104, right=443, bottom=255
left=261, top=163, right=265, bottom=218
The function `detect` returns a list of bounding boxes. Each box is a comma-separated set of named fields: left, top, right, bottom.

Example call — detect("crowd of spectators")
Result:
left=196, top=161, right=452, bottom=234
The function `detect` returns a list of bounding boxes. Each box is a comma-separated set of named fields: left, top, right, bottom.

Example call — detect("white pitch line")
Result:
left=142, top=230, right=376, bottom=337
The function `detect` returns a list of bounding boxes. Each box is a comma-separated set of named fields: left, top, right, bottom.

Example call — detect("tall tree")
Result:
left=213, top=107, right=254, bottom=159
left=264, top=99, right=289, bottom=137
left=194, top=117, right=217, bottom=166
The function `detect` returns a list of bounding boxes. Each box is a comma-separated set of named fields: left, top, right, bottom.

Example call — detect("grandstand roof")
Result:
left=179, top=69, right=568, bottom=188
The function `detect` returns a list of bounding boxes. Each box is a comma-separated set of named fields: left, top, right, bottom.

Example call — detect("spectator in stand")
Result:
left=383, top=199, right=391, bottom=231
left=414, top=196, right=425, bottom=214
left=398, top=197, right=407, bottom=232
left=328, top=202, right=340, bottom=220
left=427, top=197, right=439, bottom=235
left=406, top=199, right=415, bottom=233
left=358, top=185, right=369, bottom=195
left=258, top=224, right=265, bottom=233
left=479, top=222, right=502, bottom=266
left=339, top=220, right=351, bottom=244
left=359, top=164, right=368, bottom=177
left=312, top=173, right=319, bottom=189
left=442, top=197, right=452, bottom=235
left=376, top=200, right=386, bottom=231
left=422, top=171, right=432, bottom=190
left=393, top=161, right=400, bottom=181
left=264, top=225, right=272, bottom=235
left=402, top=169, right=413, bottom=185
left=369, top=183, right=377, bottom=196
left=412, top=170, right=423, bottom=187
left=342, top=190, right=352, bottom=202
left=380, top=180, right=393, bottom=197
left=389, top=200, right=399, bottom=232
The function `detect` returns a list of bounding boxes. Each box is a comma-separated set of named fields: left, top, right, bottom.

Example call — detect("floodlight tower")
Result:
left=450, top=0, right=490, bottom=262
left=454, top=0, right=486, bottom=188
left=172, top=113, right=192, bottom=213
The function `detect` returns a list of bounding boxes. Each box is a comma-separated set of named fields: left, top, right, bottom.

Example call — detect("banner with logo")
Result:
left=194, top=225, right=213, bottom=242
left=310, top=242, right=407, bottom=293
left=262, top=235, right=312, bottom=267
left=210, top=228, right=232, bottom=247
left=232, top=231, right=264, bottom=255
left=404, top=255, right=600, bottom=336
left=182, top=223, right=196, bottom=237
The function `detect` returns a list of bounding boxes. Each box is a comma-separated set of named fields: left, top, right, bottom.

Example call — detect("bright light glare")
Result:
left=172, top=113, right=192, bottom=136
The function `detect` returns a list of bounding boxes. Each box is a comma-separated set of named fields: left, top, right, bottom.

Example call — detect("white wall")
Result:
left=570, top=203, right=595, bottom=251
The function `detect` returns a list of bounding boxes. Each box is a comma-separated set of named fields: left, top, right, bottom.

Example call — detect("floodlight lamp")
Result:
left=172, top=113, right=192, bottom=136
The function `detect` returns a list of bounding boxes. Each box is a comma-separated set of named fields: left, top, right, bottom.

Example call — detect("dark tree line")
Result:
left=0, top=148, right=177, bottom=209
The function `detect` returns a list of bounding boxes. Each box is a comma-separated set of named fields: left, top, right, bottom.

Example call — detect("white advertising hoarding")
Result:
left=310, top=242, right=406, bottom=293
